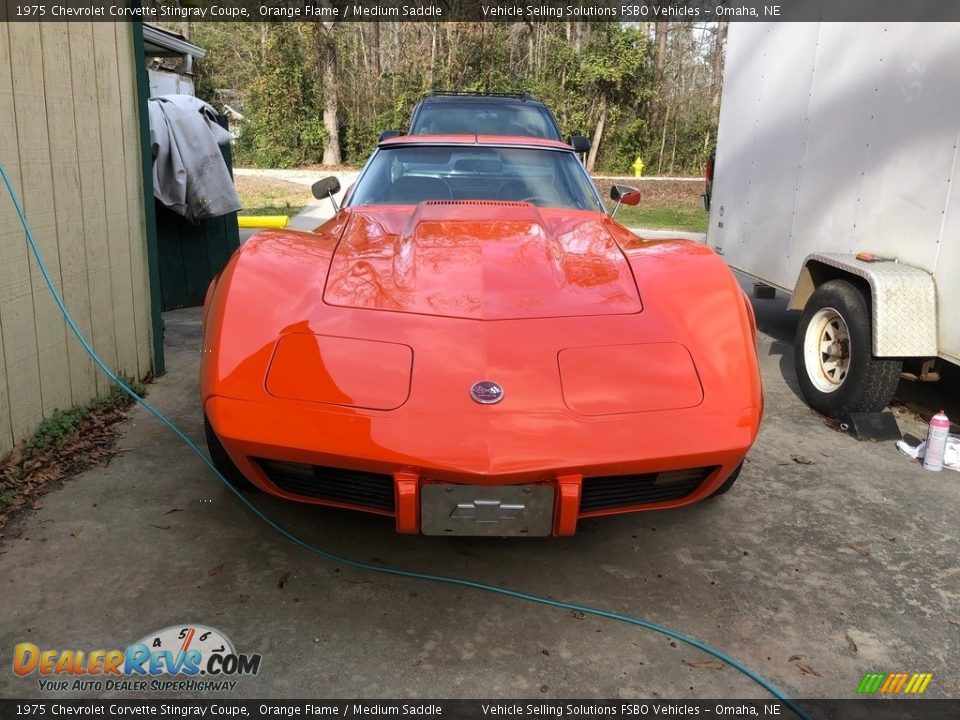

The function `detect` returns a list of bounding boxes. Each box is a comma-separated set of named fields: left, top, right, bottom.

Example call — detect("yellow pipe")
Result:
left=237, top=215, right=289, bottom=229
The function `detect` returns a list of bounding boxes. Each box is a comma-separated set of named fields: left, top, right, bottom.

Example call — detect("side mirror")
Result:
left=569, top=135, right=591, bottom=153
left=610, top=184, right=642, bottom=218
left=378, top=129, right=401, bottom=142
left=312, top=176, right=342, bottom=212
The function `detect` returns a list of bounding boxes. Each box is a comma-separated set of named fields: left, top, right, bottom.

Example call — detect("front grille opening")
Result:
left=255, top=459, right=395, bottom=511
left=580, top=466, right=716, bottom=512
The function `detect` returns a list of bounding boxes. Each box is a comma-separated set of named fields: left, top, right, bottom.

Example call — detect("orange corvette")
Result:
left=202, top=136, right=762, bottom=536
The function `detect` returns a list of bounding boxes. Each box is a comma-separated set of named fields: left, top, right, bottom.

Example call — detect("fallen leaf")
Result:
left=847, top=545, right=871, bottom=557
left=845, top=633, right=858, bottom=653
left=151, top=524, right=171, bottom=530
left=32, top=500, right=43, bottom=510
left=165, top=508, right=184, bottom=515
left=788, top=654, right=804, bottom=662
left=683, top=660, right=724, bottom=670
left=208, top=563, right=225, bottom=576
left=541, top=649, right=550, bottom=656
left=278, top=571, right=290, bottom=589
left=948, top=618, right=960, bottom=627
left=797, top=662, right=823, bottom=678
left=790, top=455, right=815, bottom=465
left=70, top=528, right=82, bottom=537
left=570, top=612, right=586, bottom=620
left=670, top=641, right=678, bottom=648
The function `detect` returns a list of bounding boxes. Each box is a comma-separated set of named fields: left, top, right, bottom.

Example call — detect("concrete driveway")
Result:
left=1, top=279, right=958, bottom=702
left=235, top=168, right=360, bottom=234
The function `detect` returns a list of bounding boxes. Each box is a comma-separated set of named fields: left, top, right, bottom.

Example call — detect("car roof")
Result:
left=417, top=93, right=545, bottom=107
left=379, top=134, right=573, bottom=150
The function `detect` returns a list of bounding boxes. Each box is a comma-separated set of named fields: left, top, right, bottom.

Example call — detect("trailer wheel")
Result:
left=794, top=280, right=901, bottom=418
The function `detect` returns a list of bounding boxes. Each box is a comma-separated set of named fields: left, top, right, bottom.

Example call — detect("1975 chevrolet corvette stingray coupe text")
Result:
left=201, top=135, right=762, bottom=536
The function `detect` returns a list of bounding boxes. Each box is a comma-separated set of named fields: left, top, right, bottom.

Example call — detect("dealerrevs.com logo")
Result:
left=13, top=624, right=262, bottom=692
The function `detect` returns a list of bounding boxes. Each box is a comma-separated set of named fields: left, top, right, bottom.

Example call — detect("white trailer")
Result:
left=707, top=21, right=960, bottom=417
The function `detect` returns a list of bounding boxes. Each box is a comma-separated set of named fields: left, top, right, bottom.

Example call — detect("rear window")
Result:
left=411, top=102, right=561, bottom=141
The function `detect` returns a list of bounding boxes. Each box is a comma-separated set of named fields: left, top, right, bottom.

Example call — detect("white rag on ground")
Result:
left=148, top=95, right=241, bottom=223
left=896, top=435, right=960, bottom=472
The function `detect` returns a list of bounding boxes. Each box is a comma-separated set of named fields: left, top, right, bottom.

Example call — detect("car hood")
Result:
left=322, top=201, right=642, bottom=320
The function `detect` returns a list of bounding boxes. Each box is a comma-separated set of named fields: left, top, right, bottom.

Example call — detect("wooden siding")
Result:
left=0, top=23, right=153, bottom=457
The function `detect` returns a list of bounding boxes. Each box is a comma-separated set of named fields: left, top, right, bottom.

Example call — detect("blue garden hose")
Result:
left=1, top=164, right=810, bottom=720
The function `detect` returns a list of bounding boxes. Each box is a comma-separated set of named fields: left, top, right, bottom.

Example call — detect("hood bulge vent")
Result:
left=423, top=200, right=528, bottom=207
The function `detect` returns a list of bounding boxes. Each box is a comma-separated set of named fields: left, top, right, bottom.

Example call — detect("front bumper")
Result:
left=205, top=395, right=758, bottom=536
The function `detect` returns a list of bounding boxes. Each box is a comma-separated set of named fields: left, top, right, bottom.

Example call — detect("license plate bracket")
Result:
left=420, top=484, right=555, bottom=536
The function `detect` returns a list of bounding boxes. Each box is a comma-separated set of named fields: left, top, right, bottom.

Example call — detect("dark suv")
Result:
left=381, top=91, right=589, bottom=151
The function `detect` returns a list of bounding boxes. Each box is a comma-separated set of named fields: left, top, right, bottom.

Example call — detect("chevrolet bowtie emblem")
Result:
left=450, top=499, right=525, bottom=523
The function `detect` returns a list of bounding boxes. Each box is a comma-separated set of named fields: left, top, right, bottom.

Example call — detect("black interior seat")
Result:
left=497, top=179, right=535, bottom=201
left=390, top=176, right=453, bottom=203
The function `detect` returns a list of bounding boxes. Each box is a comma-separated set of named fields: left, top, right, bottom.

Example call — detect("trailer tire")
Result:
left=794, top=279, right=901, bottom=418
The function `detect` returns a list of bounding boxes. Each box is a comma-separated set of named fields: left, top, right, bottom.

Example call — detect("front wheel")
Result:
left=204, top=415, right=258, bottom=492
left=794, top=279, right=901, bottom=418
left=708, top=462, right=742, bottom=498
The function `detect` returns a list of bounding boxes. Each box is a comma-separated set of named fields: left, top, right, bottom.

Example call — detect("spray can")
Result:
left=922, top=410, right=950, bottom=472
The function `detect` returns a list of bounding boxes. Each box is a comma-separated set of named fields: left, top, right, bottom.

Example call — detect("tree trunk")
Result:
left=669, top=127, right=677, bottom=174
left=315, top=22, right=341, bottom=166
left=322, top=49, right=340, bottom=165
left=657, top=103, right=671, bottom=173
left=652, top=22, right=670, bottom=141
left=429, top=23, right=437, bottom=86
left=711, top=22, right=727, bottom=112
left=372, top=21, right=381, bottom=81
left=586, top=98, right=606, bottom=172
left=655, top=22, right=668, bottom=74
left=526, top=21, right=534, bottom=70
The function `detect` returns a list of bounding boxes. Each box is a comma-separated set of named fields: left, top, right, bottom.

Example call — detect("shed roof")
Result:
left=143, top=24, right=206, bottom=60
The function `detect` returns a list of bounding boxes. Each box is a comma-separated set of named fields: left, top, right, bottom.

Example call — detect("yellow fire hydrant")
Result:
left=633, top=157, right=645, bottom=177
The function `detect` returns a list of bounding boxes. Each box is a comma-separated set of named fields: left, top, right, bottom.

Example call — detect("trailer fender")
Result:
left=787, top=253, right=938, bottom=357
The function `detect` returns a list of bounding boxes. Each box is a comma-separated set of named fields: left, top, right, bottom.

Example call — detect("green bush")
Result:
left=233, top=26, right=327, bottom=168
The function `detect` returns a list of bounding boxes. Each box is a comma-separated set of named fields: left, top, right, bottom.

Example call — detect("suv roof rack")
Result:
left=428, top=90, right=534, bottom=101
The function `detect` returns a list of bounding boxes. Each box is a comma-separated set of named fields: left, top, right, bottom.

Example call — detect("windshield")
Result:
left=411, top=102, right=561, bottom=140
left=348, top=145, right=603, bottom=212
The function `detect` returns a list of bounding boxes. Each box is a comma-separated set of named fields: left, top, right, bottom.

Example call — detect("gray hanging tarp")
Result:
left=148, top=95, right=241, bottom=223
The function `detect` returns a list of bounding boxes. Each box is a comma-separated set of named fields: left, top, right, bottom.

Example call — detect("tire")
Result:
left=204, top=415, right=258, bottom=492
left=794, top=279, right=902, bottom=418
left=709, top=462, right=742, bottom=498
